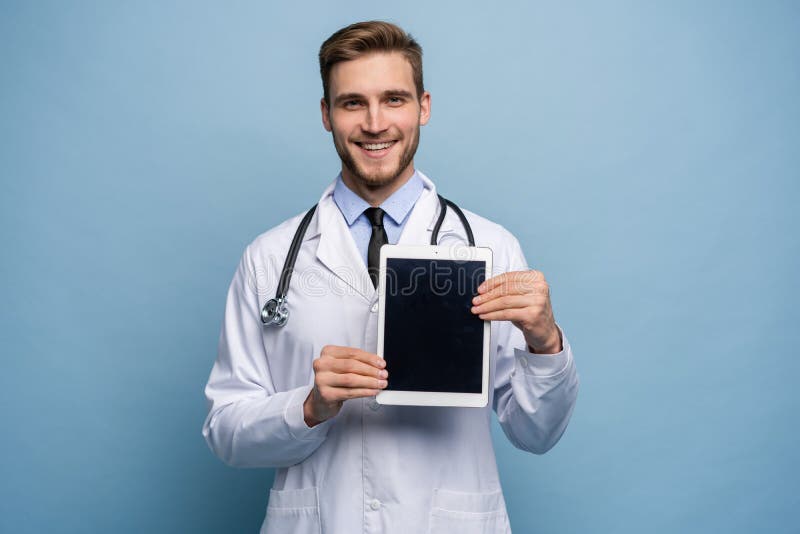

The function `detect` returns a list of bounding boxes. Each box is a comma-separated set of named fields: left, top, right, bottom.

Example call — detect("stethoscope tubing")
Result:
left=261, top=194, right=473, bottom=326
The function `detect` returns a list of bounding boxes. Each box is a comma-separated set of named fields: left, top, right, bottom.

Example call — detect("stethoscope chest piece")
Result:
left=261, top=297, right=289, bottom=327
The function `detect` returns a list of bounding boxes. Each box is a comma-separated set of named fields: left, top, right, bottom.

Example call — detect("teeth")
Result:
left=362, top=142, right=393, bottom=150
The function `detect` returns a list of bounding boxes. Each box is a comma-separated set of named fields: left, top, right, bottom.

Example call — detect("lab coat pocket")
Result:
left=261, top=486, right=321, bottom=534
left=427, top=488, right=510, bottom=534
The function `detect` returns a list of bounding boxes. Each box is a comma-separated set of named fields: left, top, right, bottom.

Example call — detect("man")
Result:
left=203, top=21, right=579, bottom=533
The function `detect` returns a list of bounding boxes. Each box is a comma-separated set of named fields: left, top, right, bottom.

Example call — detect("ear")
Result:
left=418, top=91, right=431, bottom=126
left=321, top=98, right=332, bottom=132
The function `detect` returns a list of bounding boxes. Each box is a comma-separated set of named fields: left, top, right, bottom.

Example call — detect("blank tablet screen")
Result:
left=383, top=258, right=487, bottom=393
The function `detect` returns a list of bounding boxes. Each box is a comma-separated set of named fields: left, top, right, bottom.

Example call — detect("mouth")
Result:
left=354, top=140, right=397, bottom=158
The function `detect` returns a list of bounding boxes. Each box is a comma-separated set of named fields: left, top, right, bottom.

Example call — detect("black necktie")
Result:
left=365, top=207, right=388, bottom=289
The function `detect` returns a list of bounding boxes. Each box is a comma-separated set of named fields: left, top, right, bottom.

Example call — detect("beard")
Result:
left=332, top=125, right=420, bottom=189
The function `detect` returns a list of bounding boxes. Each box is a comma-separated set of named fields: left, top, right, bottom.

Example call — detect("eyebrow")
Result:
left=333, top=89, right=415, bottom=105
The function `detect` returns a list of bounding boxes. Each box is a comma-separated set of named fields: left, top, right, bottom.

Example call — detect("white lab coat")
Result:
left=202, top=171, right=579, bottom=534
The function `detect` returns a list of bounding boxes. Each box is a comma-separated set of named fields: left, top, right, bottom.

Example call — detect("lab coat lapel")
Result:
left=312, top=183, right=374, bottom=302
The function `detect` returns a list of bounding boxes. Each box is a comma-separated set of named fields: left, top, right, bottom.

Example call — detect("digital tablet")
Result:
left=376, top=244, right=493, bottom=407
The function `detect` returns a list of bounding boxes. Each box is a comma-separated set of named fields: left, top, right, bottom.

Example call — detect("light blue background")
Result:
left=2, top=1, right=798, bottom=532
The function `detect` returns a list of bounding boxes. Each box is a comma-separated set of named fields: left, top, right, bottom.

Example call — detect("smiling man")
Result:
left=203, top=21, right=579, bottom=533
left=321, top=50, right=429, bottom=198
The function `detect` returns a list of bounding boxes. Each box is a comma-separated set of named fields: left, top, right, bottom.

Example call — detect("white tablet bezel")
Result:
left=376, top=244, right=493, bottom=408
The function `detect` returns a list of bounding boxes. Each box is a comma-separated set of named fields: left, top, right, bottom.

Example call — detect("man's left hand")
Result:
left=471, top=270, right=563, bottom=354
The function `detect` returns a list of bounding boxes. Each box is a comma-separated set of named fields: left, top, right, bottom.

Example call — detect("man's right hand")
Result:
left=303, top=345, right=388, bottom=427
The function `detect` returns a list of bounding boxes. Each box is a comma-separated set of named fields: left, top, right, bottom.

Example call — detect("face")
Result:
left=321, top=52, right=431, bottom=189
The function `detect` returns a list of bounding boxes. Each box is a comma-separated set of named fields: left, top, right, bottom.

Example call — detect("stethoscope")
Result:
left=261, top=194, right=475, bottom=327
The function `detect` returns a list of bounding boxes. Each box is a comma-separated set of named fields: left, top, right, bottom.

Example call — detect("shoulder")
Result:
left=238, top=208, right=314, bottom=274
left=458, top=207, right=518, bottom=245
left=250, top=210, right=310, bottom=252
left=456, top=205, right=527, bottom=273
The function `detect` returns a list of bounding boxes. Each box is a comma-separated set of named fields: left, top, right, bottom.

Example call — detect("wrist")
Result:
left=303, top=395, right=322, bottom=428
left=527, top=326, right=562, bottom=355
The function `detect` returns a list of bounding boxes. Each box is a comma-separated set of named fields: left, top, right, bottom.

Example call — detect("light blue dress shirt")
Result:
left=332, top=171, right=425, bottom=266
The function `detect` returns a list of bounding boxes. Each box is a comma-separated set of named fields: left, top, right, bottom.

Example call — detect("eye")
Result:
left=387, top=96, right=405, bottom=105
left=343, top=99, right=363, bottom=109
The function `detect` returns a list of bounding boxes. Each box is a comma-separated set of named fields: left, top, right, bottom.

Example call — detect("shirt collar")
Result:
left=333, top=171, right=425, bottom=227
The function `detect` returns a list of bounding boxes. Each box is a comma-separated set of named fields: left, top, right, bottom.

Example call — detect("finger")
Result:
left=326, top=358, right=389, bottom=379
left=477, top=272, right=512, bottom=294
left=472, top=294, right=536, bottom=315
left=477, top=307, right=530, bottom=322
left=320, top=345, right=385, bottom=368
left=473, top=280, right=547, bottom=304
left=477, top=270, right=543, bottom=294
left=324, top=373, right=388, bottom=390
left=324, top=388, right=383, bottom=401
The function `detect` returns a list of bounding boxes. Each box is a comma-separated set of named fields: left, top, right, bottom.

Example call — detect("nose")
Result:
left=362, top=101, right=388, bottom=135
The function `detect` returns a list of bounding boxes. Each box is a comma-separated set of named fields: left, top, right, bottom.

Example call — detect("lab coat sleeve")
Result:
left=492, top=236, right=579, bottom=454
left=202, top=246, right=334, bottom=468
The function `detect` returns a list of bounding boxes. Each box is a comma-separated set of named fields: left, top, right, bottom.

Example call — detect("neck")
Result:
left=340, top=164, right=416, bottom=207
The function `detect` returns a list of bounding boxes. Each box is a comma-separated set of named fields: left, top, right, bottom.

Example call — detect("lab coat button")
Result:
left=518, top=356, right=528, bottom=368
left=370, top=303, right=378, bottom=313
left=369, top=498, right=381, bottom=510
left=369, top=399, right=380, bottom=411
